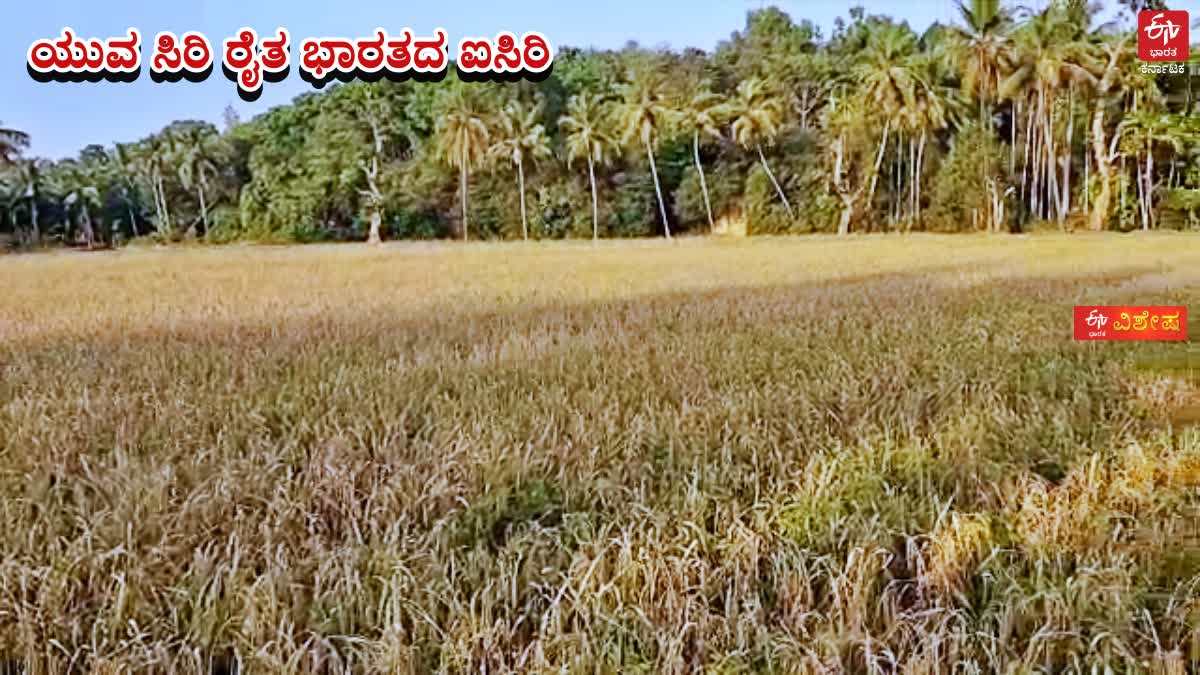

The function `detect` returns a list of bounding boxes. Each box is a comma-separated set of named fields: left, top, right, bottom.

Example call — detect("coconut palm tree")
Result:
left=174, top=125, right=220, bottom=238
left=679, top=88, right=727, bottom=229
left=489, top=99, right=552, bottom=240
left=730, top=78, right=794, bottom=218
left=616, top=71, right=676, bottom=239
left=950, top=0, right=1014, bottom=127
left=898, top=55, right=958, bottom=226
left=1084, top=37, right=1134, bottom=231
left=854, top=22, right=924, bottom=228
left=0, top=122, right=30, bottom=166
left=134, top=135, right=175, bottom=237
left=47, top=160, right=100, bottom=248
left=435, top=89, right=490, bottom=241
left=109, top=143, right=143, bottom=237
left=1003, top=7, right=1095, bottom=226
left=10, top=159, right=43, bottom=244
left=562, top=93, right=618, bottom=241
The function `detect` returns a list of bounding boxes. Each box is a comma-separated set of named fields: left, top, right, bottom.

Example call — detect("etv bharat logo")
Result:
left=1074, top=305, right=1187, bottom=341
left=1139, top=10, right=1189, bottom=62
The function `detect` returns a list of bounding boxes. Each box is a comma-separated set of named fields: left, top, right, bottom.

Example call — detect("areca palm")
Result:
left=489, top=99, right=552, bottom=240
left=616, top=72, right=676, bottom=239
left=435, top=89, right=490, bottom=241
left=679, top=89, right=727, bottom=229
left=730, top=78, right=794, bottom=218
left=0, top=122, right=30, bottom=166
left=562, top=93, right=618, bottom=241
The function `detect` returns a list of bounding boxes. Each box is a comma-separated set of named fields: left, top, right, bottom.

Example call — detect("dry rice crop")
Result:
left=1, top=234, right=1199, bottom=673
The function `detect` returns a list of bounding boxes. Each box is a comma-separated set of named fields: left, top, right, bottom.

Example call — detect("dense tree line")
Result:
left=2, top=0, right=1199, bottom=248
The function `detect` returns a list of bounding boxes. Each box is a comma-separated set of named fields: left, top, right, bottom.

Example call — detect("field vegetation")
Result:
left=1, top=234, right=1198, bottom=672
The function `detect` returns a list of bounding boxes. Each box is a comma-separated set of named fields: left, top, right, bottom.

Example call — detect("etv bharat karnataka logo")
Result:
left=1138, top=10, right=1189, bottom=62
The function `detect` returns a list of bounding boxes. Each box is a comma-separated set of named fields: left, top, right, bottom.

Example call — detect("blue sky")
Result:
left=3, top=0, right=1187, bottom=158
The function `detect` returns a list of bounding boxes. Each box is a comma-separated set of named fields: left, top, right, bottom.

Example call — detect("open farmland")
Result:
left=1, top=234, right=1199, bottom=673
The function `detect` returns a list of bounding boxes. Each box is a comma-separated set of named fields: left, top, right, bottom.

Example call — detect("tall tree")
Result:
left=1004, top=6, right=1094, bottom=227
left=11, top=160, right=43, bottom=244
left=435, top=89, right=490, bottom=241
left=730, top=78, right=794, bottom=218
left=109, top=144, right=143, bottom=237
left=854, top=21, right=924, bottom=228
left=47, top=160, right=101, bottom=248
left=950, top=0, right=1014, bottom=230
left=489, top=99, right=552, bottom=240
left=562, top=93, right=618, bottom=241
left=678, top=89, right=727, bottom=229
left=174, top=124, right=220, bottom=238
left=951, top=0, right=1013, bottom=127
left=616, top=70, right=676, bottom=239
left=1085, top=37, right=1133, bottom=231
left=135, top=135, right=174, bottom=237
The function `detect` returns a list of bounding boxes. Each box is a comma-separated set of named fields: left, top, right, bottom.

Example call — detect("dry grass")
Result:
left=1, top=233, right=1199, bottom=673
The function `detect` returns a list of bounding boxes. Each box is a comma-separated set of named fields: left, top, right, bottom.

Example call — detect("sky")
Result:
left=3, top=0, right=1192, bottom=159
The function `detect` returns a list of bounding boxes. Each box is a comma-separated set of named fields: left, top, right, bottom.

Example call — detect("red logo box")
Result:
left=1139, top=10, right=1189, bottom=62
left=1074, top=306, right=1188, bottom=341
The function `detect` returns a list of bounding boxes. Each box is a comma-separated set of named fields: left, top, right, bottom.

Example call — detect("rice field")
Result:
left=1, top=233, right=1199, bottom=673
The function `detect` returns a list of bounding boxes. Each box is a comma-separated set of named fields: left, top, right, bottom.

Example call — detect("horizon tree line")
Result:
left=2, top=0, right=1199, bottom=248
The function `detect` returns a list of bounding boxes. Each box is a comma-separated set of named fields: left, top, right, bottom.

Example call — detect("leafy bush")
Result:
left=607, top=170, right=660, bottom=238
left=927, top=122, right=1009, bottom=232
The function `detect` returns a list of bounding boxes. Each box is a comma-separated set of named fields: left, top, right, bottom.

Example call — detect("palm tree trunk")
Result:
left=908, top=135, right=916, bottom=228
left=694, top=130, right=714, bottom=229
left=757, top=144, right=793, bottom=218
left=460, top=160, right=469, bottom=242
left=1135, top=151, right=1146, bottom=231
left=1084, top=130, right=1090, bottom=215
left=150, top=169, right=164, bottom=233
left=916, top=131, right=926, bottom=227
left=645, top=139, right=671, bottom=239
left=198, top=181, right=209, bottom=238
left=835, top=134, right=852, bottom=237
left=1022, top=98, right=1034, bottom=218
left=1088, top=106, right=1112, bottom=231
left=1142, top=149, right=1154, bottom=231
left=517, top=158, right=528, bottom=240
left=367, top=208, right=382, bottom=244
left=160, top=177, right=171, bottom=234
left=1011, top=100, right=1018, bottom=176
left=126, top=198, right=138, bottom=238
left=1031, top=95, right=1042, bottom=220
left=30, top=197, right=39, bottom=245
left=81, top=209, right=95, bottom=249
left=891, top=134, right=900, bottom=227
left=1058, top=89, right=1073, bottom=228
left=868, top=120, right=890, bottom=208
left=1120, top=154, right=1127, bottom=225
left=154, top=169, right=171, bottom=235
left=587, top=154, right=599, bottom=242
